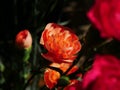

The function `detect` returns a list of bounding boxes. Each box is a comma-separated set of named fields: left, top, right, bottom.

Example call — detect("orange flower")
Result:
left=44, top=68, right=60, bottom=89
left=44, top=63, right=79, bottom=89
left=15, top=30, right=32, bottom=49
left=40, top=23, right=81, bottom=63
left=44, top=63, right=60, bottom=89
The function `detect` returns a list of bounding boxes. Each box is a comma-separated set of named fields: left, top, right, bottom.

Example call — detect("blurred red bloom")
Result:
left=87, top=0, right=120, bottom=40
left=15, top=30, right=32, bottom=49
left=44, top=63, right=79, bottom=89
left=40, top=23, right=81, bottom=63
left=82, top=55, right=120, bottom=90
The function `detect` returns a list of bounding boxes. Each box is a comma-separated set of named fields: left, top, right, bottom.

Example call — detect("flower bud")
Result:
left=15, top=30, right=32, bottom=49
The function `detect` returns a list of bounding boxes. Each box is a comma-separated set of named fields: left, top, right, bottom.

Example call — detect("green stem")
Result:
left=93, top=38, right=113, bottom=52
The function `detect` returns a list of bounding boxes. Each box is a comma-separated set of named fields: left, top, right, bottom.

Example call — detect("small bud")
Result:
left=15, top=30, right=32, bottom=49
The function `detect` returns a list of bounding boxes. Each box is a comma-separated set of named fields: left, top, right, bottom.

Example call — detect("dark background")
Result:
left=0, top=0, right=93, bottom=41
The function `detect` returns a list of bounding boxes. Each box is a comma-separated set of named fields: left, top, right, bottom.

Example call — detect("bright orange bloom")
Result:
left=44, top=68, right=60, bottom=89
left=40, top=23, right=81, bottom=63
left=44, top=63, right=79, bottom=89
left=15, top=30, right=32, bottom=49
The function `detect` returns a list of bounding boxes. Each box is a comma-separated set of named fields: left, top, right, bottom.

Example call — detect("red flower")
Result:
left=40, top=23, right=81, bottom=63
left=87, top=0, right=120, bottom=40
left=44, top=63, right=79, bottom=89
left=82, top=55, right=120, bottom=90
left=15, top=30, right=32, bottom=49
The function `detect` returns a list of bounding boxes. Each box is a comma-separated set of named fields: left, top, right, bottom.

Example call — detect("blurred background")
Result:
left=0, top=0, right=94, bottom=40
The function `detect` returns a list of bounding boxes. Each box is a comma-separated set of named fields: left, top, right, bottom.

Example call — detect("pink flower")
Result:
left=87, top=0, right=120, bottom=40
left=40, top=23, right=81, bottom=63
left=82, top=55, right=120, bottom=90
left=15, top=30, right=32, bottom=49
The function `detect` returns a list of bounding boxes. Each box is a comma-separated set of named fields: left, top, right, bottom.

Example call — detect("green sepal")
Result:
left=0, top=61, right=5, bottom=72
left=57, top=76, right=70, bottom=87
left=23, top=46, right=32, bottom=63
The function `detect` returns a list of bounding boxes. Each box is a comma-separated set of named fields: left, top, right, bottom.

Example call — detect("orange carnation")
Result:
left=15, top=30, right=32, bottom=49
left=44, top=63, right=79, bottom=89
left=40, top=23, right=81, bottom=63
